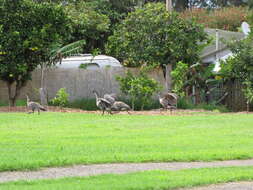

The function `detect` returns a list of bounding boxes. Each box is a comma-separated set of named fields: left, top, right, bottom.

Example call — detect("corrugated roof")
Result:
left=201, top=28, right=245, bottom=58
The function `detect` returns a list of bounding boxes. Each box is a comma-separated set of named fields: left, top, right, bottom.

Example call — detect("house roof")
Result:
left=200, top=28, right=245, bottom=59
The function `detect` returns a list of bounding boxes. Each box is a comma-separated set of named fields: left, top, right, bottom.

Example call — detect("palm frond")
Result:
left=50, top=40, right=86, bottom=64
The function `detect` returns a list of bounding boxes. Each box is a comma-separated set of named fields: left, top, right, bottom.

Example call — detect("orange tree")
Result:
left=0, top=0, right=70, bottom=106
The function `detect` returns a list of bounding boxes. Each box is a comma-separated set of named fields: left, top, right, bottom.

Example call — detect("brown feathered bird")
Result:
left=93, top=90, right=112, bottom=115
left=111, top=101, right=131, bottom=114
left=103, top=93, right=117, bottom=105
left=158, top=93, right=178, bottom=113
left=26, top=95, right=47, bottom=115
left=104, top=93, right=131, bottom=114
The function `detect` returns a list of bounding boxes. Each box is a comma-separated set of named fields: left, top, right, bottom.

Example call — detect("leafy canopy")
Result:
left=106, top=3, right=208, bottom=68
left=0, top=0, right=71, bottom=105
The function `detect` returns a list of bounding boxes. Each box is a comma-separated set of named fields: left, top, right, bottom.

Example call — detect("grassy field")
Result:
left=1, top=167, right=253, bottom=189
left=0, top=112, right=253, bottom=171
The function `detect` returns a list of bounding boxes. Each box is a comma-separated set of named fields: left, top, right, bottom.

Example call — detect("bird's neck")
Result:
left=94, top=92, right=98, bottom=100
left=26, top=96, right=30, bottom=104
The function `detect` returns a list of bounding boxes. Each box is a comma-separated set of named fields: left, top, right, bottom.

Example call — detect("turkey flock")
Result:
left=25, top=90, right=178, bottom=115
left=93, top=90, right=131, bottom=115
left=93, top=90, right=178, bottom=115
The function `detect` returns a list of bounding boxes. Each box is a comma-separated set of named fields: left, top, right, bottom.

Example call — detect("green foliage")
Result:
left=171, top=61, right=189, bottom=97
left=51, top=88, right=69, bottom=107
left=220, top=34, right=253, bottom=110
left=242, top=80, right=253, bottom=108
left=64, top=1, right=110, bottom=52
left=177, top=98, right=229, bottom=112
left=50, top=40, right=86, bottom=64
left=67, top=98, right=97, bottom=110
left=116, top=71, right=161, bottom=110
left=0, top=0, right=71, bottom=106
left=106, top=3, right=208, bottom=68
left=172, top=60, right=219, bottom=104
left=78, top=64, right=88, bottom=70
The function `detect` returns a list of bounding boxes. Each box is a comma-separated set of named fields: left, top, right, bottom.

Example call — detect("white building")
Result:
left=200, top=28, right=245, bottom=72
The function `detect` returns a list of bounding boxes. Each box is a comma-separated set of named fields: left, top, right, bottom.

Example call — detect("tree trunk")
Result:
left=131, top=98, right=135, bottom=111
left=166, top=0, right=173, bottom=12
left=6, top=81, right=26, bottom=107
left=40, top=63, right=48, bottom=106
left=165, top=64, right=173, bottom=92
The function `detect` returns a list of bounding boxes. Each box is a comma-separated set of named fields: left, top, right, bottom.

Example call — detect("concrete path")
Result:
left=181, top=182, right=253, bottom=190
left=1, top=159, right=253, bottom=183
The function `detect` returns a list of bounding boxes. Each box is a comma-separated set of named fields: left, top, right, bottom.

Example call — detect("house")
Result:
left=200, top=28, right=245, bottom=71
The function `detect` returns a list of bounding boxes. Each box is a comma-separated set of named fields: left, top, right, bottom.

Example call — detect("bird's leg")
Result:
left=27, top=108, right=31, bottom=114
left=38, top=109, right=40, bottom=115
left=102, top=109, right=105, bottom=115
left=127, top=111, right=131, bottom=115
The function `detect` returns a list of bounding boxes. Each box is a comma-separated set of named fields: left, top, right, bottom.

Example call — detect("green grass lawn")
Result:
left=1, top=167, right=253, bottom=189
left=0, top=112, right=253, bottom=171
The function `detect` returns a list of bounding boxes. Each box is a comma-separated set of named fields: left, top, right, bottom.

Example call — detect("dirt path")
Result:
left=181, top=181, right=253, bottom=190
left=1, top=159, right=253, bottom=183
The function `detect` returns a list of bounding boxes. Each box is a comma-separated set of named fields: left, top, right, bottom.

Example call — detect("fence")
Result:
left=0, top=67, right=166, bottom=103
left=208, top=80, right=247, bottom=111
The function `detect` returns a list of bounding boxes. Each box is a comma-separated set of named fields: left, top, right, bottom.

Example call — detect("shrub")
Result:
left=67, top=98, right=97, bottom=110
left=50, top=88, right=69, bottom=107
left=116, top=71, right=161, bottom=110
left=171, top=61, right=189, bottom=97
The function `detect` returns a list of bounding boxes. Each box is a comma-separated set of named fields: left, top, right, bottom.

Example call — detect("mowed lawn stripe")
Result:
left=1, top=167, right=253, bottom=190
left=0, top=113, right=253, bottom=171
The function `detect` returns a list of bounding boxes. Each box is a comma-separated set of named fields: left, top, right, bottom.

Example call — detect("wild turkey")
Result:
left=111, top=101, right=131, bottom=114
left=103, top=93, right=117, bottom=105
left=159, top=93, right=178, bottom=113
left=93, top=90, right=112, bottom=115
left=26, top=95, right=47, bottom=115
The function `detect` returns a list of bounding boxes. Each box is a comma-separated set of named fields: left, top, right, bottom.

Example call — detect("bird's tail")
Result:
left=39, top=105, right=47, bottom=111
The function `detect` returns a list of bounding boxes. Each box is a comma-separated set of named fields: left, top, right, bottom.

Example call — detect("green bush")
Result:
left=0, top=101, right=7, bottom=107
left=177, top=98, right=195, bottom=109
left=50, top=88, right=69, bottom=107
left=116, top=97, right=160, bottom=111
left=67, top=98, right=97, bottom=111
left=116, top=71, right=161, bottom=110
left=177, top=97, right=230, bottom=112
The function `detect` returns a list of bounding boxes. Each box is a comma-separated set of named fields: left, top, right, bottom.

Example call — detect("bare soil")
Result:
left=1, top=159, right=253, bottom=183
left=0, top=106, right=222, bottom=116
